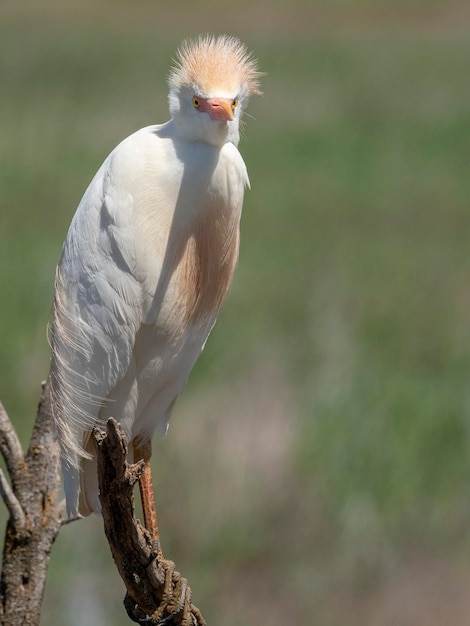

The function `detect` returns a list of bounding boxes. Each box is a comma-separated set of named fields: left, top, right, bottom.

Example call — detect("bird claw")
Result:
left=126, top=602, right=181, bottom=625
left=155, top=607, right=182, bottom=625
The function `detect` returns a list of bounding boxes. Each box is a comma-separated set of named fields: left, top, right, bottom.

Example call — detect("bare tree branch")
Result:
left=0, top=380, right=62, bottom=625
left=93, top=418, right=206, bottom=625
left=0, top=388, right=206, bottom=625
left=0, top=469, right=26, bottom=530
left=0, top=400, right=24, bottom=484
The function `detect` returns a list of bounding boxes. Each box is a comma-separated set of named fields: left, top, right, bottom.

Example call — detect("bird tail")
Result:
left=62, top=453, right=81, bottom=519
left=78, top=434, right=101, bottom=516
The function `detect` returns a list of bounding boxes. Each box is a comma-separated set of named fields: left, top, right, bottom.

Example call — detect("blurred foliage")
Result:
left=1, top=1, right=470, bottom=624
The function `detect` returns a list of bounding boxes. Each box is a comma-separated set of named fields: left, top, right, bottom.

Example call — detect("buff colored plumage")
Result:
left=49, top=35, right=261, bottom=525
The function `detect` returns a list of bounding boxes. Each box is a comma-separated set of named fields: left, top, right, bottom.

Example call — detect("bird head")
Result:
left=168, top=35, right=262, bottom=147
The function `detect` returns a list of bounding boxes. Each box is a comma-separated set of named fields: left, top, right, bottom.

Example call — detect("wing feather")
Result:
left=50, top=144, right=144, bottom=482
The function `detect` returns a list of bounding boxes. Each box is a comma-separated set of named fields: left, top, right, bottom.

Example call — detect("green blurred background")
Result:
left=2, top=1, right=470, bottom=624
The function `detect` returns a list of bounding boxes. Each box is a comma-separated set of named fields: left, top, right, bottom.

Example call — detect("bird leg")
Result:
left=133, top=439, right=162, bottom=554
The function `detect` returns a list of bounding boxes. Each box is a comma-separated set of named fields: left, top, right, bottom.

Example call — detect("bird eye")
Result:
left=231, top=97, right=239, bottom=110
left=192, top=96, right=200, bottom=109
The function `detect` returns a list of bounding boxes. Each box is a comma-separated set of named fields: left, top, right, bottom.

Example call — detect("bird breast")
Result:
left=176, top=200, right=240, bottom=326
left=128, top=128, right=247, bottom=336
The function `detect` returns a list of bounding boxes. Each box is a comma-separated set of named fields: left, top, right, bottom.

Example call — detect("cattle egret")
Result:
left=49, top=35, right=261, bottom=538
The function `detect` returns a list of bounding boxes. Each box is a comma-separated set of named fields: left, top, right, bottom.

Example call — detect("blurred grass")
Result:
left=1, top=2, right=470, bottom=624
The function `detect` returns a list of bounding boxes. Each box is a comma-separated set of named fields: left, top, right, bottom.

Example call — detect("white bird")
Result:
left=49, top=35, right=261, bottom=536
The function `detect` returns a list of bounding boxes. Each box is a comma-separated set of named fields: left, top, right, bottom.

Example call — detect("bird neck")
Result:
left=170, top=114, right=240, bottom=148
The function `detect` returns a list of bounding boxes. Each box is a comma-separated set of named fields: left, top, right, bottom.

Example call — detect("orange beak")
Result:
left=200, top=97, right=234, bottom=122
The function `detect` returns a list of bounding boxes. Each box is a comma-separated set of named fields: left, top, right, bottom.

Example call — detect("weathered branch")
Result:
left=0, top=390, right=206, bottom=625
left=0, top=469, right=26, bottom=530
left=0, top=400, right=24, bottom=485
left=93, top=418, right=206, bottom=625
left=0, top=380, right=62, bottom=626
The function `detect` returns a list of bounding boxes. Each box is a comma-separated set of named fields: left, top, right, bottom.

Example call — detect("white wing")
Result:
left=50, top=124, right=201, bottom=515
left=50, top=131, right=161, bottom=512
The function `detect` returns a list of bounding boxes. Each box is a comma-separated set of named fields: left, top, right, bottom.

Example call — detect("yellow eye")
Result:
left=192, top=96, right=200, bottom=109
left=231, top=97, right=239, bottom=111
